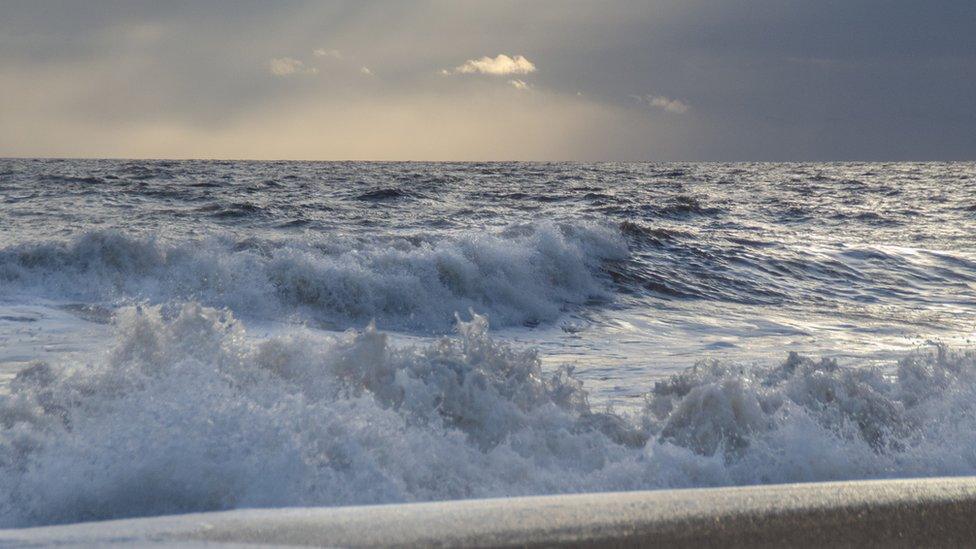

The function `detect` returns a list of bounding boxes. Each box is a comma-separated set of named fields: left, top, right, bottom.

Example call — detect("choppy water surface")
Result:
left=1, top=159, right=975, bottom=526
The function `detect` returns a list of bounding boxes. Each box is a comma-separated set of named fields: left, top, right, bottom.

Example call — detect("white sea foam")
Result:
left=3, top=303, right=976, bottom=527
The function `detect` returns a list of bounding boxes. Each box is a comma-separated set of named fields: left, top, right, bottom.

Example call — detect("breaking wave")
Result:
left=0, top=221, right=625, bottom=331
left=3, top=304, right=976, bottom=527
left=4, top=216, right=975, bottom=332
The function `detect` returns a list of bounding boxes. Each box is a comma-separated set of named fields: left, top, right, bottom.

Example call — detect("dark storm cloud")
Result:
left=0, top=0, right=973, bottom=159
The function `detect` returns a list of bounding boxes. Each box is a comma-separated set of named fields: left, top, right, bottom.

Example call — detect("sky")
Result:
left=1, top=0, right=974, bottom=161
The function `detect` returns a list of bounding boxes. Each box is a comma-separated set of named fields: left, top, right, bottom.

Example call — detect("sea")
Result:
left=1, top=158, right=975, bottom=527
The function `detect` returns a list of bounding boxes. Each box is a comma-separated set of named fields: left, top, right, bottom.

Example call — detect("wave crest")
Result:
left=0, top=221, right=626, bottom=330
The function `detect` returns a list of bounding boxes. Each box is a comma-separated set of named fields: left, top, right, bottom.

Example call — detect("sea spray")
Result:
left=4, top=303, right=976, bottom=527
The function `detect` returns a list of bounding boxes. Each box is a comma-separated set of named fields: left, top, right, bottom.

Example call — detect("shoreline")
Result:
left=3, top=476, right=976, bottom=547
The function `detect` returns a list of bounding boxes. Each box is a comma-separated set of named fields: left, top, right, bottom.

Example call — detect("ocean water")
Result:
left=2, top=159, right=976, bottom=527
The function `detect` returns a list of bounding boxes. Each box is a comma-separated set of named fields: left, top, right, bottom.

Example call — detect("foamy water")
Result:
left=2, top=159, right=976, bottom=526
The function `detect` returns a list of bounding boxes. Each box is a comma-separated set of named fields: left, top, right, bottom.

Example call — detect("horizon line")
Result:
left=3, top=156, right=975, bottom=164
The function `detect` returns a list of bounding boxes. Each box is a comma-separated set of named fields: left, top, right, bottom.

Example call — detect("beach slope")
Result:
left=2, top=476, right=975, bottom=547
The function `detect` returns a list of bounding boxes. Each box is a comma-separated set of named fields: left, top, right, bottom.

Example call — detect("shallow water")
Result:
left=1, top=159, right=975, bottom=526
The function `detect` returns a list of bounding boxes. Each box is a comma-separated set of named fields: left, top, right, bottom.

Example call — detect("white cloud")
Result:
left=642, top=95, right=689, bottom=114
left=313, top=48, right=342, bottom=59
left=447, top=54, right=536, bottom=76
left=508, top=79, right=530, bottom=90
left=269, top=57, right=317, bottom=76
left=360, top=66, right=373, bottom=76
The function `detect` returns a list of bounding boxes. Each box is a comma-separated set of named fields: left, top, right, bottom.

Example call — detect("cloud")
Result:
left=447, top=54, right=536, bottom=76
left=313, top=48, right=342, bottom=59
left=508, top=79, right=530, bottom=90
left=269, top=57, right=317, bottom=76
left=642, top=95, right=689, bottom=114
left=360, top=66, right=373, bottom=76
